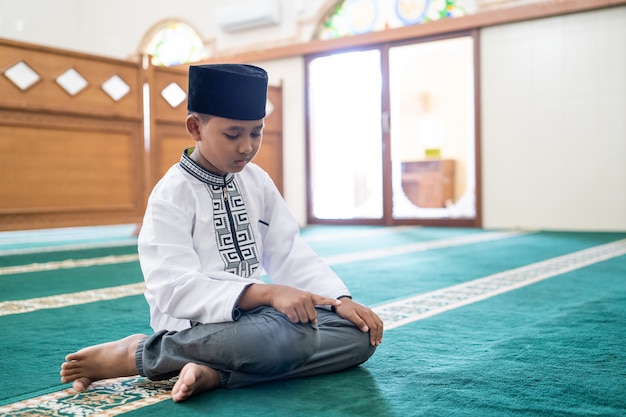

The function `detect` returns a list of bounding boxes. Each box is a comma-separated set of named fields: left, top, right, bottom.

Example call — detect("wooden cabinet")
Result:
left=400, top=160, right=455, bottom=208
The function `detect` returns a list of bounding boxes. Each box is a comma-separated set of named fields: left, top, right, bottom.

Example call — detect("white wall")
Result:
left=250, top=57, right=309, bottom=225
left=0, top=0, right=327, bottom=60
left=1, top=1, right=624, bottom=230
left=252, top=5, right=626, bottom=230
left=480, top=6, right=626, bottom=231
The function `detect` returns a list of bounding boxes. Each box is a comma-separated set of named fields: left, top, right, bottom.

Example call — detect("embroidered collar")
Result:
left=179, top=148, right=234, bottom=187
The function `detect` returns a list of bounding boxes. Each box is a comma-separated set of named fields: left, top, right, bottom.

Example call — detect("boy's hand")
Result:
left=268, top=285, right=341, bottom=325
left=238, top=284, right=340, bottom=325
left=334, top=298, right=384, bottom=346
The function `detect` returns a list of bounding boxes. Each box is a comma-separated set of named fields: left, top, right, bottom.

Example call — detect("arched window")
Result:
left=315, top=0, right=467, bottom=40
left=142, top=21, right=208, bottom=66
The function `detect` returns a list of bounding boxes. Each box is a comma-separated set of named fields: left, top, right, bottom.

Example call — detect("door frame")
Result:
left=305, top=29, right=482, bottom=227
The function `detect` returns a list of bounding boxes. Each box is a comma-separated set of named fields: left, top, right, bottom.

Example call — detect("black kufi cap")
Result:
left=187, top=64, right=268, bottom=120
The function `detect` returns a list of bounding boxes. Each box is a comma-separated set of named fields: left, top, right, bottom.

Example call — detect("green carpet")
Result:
left=1, top=226, right=625, bottom=416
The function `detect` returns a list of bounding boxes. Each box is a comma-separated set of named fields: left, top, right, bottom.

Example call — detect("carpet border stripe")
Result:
left=0, top=231, right=525, bottom=316
left=374, top=238, right=626, bottom=329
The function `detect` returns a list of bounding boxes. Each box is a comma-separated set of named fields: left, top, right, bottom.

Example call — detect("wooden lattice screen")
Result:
left=0, top=39, right=145, bottom=231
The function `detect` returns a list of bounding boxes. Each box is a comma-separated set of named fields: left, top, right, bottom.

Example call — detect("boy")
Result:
left=60, top=64, right=383, bottom=403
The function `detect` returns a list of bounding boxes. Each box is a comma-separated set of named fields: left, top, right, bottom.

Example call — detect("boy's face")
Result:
left=186, top=114, right=264, bottom=176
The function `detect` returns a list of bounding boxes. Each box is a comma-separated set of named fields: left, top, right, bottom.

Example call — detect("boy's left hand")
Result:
left=334, top=298, right=383, bottom=346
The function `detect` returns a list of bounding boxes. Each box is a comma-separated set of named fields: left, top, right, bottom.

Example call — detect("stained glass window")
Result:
left=145, top=22, right=208, bottom=67
left=315, top=0, right=468, bottom=40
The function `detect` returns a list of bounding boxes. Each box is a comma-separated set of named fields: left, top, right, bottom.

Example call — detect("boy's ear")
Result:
left=186, top=114, right=202, bottom=142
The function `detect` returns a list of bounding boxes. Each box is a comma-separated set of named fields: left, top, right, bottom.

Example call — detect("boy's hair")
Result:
left=188, top=111, right=213, bottom=124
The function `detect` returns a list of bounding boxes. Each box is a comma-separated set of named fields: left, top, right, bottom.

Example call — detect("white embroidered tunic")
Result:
left=138, top=150, right=350, bottom=331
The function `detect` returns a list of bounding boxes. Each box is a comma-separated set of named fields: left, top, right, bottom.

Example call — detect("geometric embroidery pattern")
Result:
left=206, top=180, right=260, bottom=277
left=178, top=147, right=260, bottom=277
left=179, top=148, right=234, bottom=188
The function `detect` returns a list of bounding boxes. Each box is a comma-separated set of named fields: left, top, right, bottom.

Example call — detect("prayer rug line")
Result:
left=374, top=238, right=626, bottom=329
left=0, top=230, right=523, bottom=276
left=301, top=225, right=418, bottom=243
left=0, top=239, right=139, bottom=257
left=0, top=254, right=139, bottom=276
left=0, top=231, right=525, bottom=316
left=323, top=230, right=525, bottom=266
left=1, top=238, right=624, bottom=417
left=0, top=225, right=419, bottom=256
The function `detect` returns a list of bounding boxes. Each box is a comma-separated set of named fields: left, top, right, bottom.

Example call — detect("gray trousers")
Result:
left=135, top=307, right=376, bottom=388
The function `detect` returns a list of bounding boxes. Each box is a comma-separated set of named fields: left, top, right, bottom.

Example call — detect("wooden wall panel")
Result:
left=154, top=125, right=195, bottom=180
left=151, top=65, right=189, bottom=124
left=0, top=40, right=284, bottom=231
left=0, top=39, right=142, bottom=118
left=0, top=126, right=136, bottom=210
left=257, top=84, right=284, bottom=194
left=0, top=39, right=145, bottom=231
left=147, top=65, right=190, bottom=189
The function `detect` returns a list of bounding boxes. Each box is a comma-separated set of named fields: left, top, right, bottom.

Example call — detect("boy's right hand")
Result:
left=238, top=284, right=341, bottom=324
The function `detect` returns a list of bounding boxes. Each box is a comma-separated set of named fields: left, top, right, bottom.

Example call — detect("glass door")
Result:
left=306, top=32, right=479, bottom=226
left=388, top=35, right=478, bottom=222
left=307, top=49, right=384, bottom=221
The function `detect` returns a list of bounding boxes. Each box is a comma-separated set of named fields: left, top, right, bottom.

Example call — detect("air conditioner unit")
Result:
left=216, top=0, right=282, bottom=33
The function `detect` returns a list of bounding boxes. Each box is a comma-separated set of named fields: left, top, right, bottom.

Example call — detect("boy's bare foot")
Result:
left=171, top=363, right=221, bottom=403
left=60, top=334, right=147, bottom=392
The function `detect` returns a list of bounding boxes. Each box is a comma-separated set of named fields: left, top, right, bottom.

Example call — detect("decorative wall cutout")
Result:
left=56, top=68, right=88, bottom=96
left=4, top=61, right=41, bottom=91
left=160, top=82, right=186, bottom=108
left=102, top=75, right=131, bottom=101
